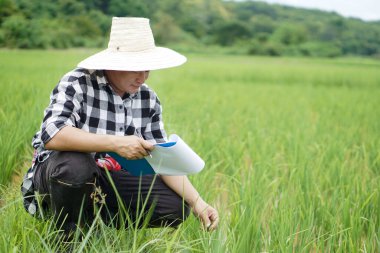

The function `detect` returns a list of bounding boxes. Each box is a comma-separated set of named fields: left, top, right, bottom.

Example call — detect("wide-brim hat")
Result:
left=77, top=17, right=187, bottom=71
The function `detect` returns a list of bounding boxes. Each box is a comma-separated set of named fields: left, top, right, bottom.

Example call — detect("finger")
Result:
left=210, top=210, right=218, bottom=220
left=135, top=149, right=148, bottom=159
left=140, top=149, right=149, bottom=158
left=200, top=213, right=211, bottom=230
left=128, top=149, right=145, bottom=160
left=128, top=155, right=138, bottom=160
left=209, top=215, right=219, bottom=231
left=139, top=139, right=154, bottom=151
left=129, top=141, right=149, bottom=159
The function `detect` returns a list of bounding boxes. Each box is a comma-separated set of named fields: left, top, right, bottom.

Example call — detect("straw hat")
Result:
left=77, top=17, right=187, bottom=71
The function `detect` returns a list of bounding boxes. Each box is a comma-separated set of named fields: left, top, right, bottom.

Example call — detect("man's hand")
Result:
left=191, top=199, right=219, bottom=231
left=160, top=175, right=220, bottom=232
left=114, top=135, right=154, bottom=160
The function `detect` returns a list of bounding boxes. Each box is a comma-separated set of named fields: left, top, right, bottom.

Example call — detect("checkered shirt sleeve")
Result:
left=39, top=70, right=84, bottom=145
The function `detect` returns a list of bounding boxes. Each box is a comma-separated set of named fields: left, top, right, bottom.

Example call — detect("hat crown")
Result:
left=108, top=17, right=155, bottom=52
left=77, top=16, right=186, bottom=71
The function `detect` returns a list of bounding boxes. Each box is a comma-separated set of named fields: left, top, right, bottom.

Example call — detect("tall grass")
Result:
left=0, top=50, right=379, bottom=251
left=0, top=49, right=98, bottom=186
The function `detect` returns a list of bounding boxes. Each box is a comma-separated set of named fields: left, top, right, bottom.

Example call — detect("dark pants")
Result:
left=33, top=151, right=190, bottom=233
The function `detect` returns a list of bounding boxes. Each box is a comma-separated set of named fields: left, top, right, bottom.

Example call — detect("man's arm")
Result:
left=160, top=175, right=219, bottom=230
left=45, top=125, right=154, bottom=160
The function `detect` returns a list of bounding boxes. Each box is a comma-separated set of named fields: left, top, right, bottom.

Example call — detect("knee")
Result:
left=48, top=151, right=99, bottom=184
left=170, top=201, right=191, bottom=226
left=154, top=198, right=191, bottom=227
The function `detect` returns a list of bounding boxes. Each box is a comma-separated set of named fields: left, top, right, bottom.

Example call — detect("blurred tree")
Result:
left=80, top=0, right=104, bottom=10
left=152, top=12, right=185, bottom=44
left=299, top=41, right=342, bottom=57
left=1, top=15, right=29, bottom=48
left=271, top=24, right=307, bottom=45
left=319, top=17, right=346, bottom=42
left=175, top=0, right=208, bottom=38
left=1, top=15, right=48, bottom=48
left=70, top=16, right=102, bottom=38
left=0, top=0, right=379, bottom=57
left=108, top=0, right=148, bottom=17
left=214, top=21, right=251, bottom=46
left=46, top=19, right=76, bottom=48
left=87, top=10, right=111, bottom=36
left=230, top=1, right=278, bottom=20
left=58, top=0, right=86, bottom=17
left=250, top=15, right=276, bottom=35
left=13, top=0, right=57, bottom=18
left=248, top=40, right=283, bottom=56
left=0, top=0, right=17, bottom=23
left=303, top=21, right=324, bottom=41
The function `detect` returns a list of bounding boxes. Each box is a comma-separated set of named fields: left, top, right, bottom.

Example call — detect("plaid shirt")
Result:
left=22, top=68, right=167, bottom=216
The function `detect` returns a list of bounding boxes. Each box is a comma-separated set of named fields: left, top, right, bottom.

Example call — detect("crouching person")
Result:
left=21, top=17, right=218, bottom=239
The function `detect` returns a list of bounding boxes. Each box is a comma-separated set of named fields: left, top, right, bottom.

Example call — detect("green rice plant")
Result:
left=0, top=49, right=97, bottom=186
left=0, top=50, right=379, bottom=251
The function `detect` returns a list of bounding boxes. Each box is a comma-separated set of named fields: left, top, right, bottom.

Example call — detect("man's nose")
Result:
left=136, top=72, right=146, bottom=84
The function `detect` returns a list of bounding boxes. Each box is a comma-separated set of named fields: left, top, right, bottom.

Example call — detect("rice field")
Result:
left=0, top=49, right=379, bottom=252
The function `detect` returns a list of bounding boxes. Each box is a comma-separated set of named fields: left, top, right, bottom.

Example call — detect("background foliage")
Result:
left=0, top=0, right=380, bottom=57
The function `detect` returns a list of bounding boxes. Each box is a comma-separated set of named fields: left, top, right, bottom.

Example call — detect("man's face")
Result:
left=105, top=70, right=150, bottom=96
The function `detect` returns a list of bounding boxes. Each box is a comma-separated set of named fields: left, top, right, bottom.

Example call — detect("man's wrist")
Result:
left=187, top=195, right=205, bottom=209
left=105, top=135, right=118, bottom=152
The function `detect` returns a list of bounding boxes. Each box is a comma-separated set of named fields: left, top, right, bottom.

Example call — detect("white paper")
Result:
left=145, top=134, right=205, bottom=175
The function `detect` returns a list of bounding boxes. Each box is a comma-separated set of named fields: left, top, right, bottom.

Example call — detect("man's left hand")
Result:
left=192, top=199, right=219, bottom=231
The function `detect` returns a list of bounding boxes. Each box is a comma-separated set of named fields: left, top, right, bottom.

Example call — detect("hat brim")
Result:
left=77, top=47, right=187, bottom=71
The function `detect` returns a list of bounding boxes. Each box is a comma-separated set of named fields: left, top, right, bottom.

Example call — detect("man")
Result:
left=21, top=17, right=218, bottom=236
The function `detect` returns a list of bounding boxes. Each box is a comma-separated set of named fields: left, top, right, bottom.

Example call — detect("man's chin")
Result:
left=127, top=87, right=140, bottom=94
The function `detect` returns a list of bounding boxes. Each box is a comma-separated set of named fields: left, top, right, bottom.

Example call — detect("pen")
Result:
left=135, top=128, right=152, bottom=158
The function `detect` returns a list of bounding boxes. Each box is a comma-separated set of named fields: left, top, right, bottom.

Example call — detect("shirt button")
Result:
left=119, top=127, right=123, bottom=131
left=119, top=105, right=123, bottom=109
